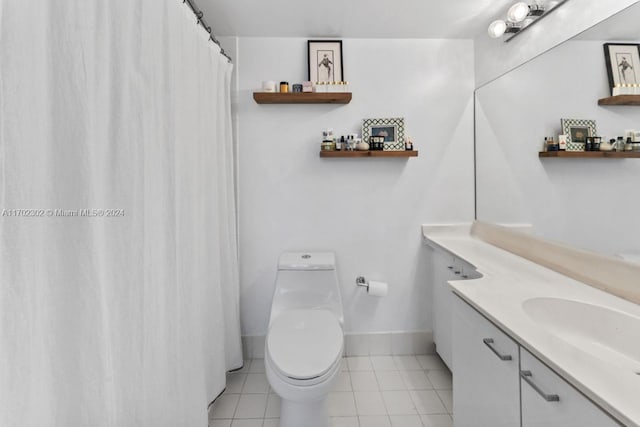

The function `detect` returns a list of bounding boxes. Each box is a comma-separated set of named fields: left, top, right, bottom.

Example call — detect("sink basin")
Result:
left=522, top=297, right=640, bottom=372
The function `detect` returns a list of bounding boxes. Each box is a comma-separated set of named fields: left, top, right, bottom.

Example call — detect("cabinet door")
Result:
left=520, top=348, right=620, bottom=427
left=433, top=251, right=457, bottom=370
left=452, top=295, right=520, bottom=427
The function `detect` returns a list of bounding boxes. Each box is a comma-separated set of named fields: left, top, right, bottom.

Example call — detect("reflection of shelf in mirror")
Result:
left=253, top=92, right=352, bottom=104
left=539, top=151, right=640, bottom=158
left=320, top=151, right=418, bottom=158
left=597, top=95, right=640, bottom=106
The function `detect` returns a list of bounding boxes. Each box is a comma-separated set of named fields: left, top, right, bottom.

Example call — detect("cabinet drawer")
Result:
left=520, top=348, right=620, bottom=427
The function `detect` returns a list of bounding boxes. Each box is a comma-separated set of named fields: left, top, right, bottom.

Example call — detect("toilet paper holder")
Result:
left=356, top=276, right=368, bottom=289
left=355, top=276, right=388, bottom=297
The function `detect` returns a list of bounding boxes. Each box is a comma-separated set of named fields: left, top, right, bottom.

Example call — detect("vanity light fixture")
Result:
left=507, top=2, right=531, bottom=23
left=488, top=0, right=569, bottom=42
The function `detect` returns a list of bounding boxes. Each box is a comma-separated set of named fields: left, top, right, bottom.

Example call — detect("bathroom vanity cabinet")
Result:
left=452, top=295, right=520, bottom=427
left=423, top=223, right=640, bottom=426
left=453, top=294, right=621, bottom=427
left=432, top=249, right=480, bottom=371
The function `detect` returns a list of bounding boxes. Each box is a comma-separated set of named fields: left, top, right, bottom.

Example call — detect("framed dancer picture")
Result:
left=308, top=40, right=343, bottom=83
left=603, top=43, right=640, bottom=94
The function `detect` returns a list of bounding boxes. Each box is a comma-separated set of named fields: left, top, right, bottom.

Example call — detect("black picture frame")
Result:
left=603, top=43, right=640, bottom=94
left=308, top=40, right=344, bottom=83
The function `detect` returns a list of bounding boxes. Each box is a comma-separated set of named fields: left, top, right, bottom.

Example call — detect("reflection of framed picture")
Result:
left=603, top=43, right=640, bottom=94
left=362, top=118, right=406, bottom=151
left=308, top=40, right=343, bottom=83
left=561, top=118, right=597, bottom=151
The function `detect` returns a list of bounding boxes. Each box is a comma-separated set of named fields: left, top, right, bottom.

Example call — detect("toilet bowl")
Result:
left=264, top=252, right=344, bottom=427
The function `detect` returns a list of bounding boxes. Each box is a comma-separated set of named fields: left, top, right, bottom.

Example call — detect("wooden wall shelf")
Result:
left=253, top=92, right=352, bottom=104
left=539, top=151, right=640, bottom=158
left=597, top=95, right=640, bottom=106
left=320, top=150, right=418, bottom=158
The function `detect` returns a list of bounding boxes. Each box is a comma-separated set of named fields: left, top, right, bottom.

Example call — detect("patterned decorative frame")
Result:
left=561, top=118, right=597, bottom=152
left=362, top=118, right=406, bottom=151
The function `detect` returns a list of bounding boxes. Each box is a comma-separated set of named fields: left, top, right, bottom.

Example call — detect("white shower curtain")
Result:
left=0, top=1, right=242, bottom=426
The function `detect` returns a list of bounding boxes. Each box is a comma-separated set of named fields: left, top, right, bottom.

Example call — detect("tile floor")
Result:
left=209, top=355, right=453, bottom=427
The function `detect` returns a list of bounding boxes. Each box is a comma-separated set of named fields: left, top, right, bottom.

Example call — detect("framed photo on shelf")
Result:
left=308, top=40, right=343, bottom=83
left=362, top=118, right=406, bottom=151
left=561, top=118, right=597, bottom=151
left=603, top=43, right=640, bottom=94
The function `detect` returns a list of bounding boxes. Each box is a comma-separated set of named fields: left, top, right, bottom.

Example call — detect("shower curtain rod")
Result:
left=183, top=0, right=232, bottom=63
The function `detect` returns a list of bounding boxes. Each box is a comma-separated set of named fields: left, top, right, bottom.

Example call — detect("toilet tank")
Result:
left=269, top=252, right=344, bottom=326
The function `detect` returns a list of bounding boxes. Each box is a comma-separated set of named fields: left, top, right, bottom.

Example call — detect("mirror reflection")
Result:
left=475, top=2, right=640, bottom=258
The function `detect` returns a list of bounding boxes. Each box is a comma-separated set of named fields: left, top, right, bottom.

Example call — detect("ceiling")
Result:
left=197, top=0, right=515, bottom=39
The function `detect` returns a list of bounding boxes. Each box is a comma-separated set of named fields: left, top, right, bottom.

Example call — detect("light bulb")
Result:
left=488, top=20, right=507, bottom=38
left=507, top=2, right=530, bottom=23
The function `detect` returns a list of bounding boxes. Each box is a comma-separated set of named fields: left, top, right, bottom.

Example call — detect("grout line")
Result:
left=213, top=357, right=453, bottom=425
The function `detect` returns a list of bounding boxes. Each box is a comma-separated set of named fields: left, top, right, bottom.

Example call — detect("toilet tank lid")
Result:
left=278, top=252, right=336, bottom=270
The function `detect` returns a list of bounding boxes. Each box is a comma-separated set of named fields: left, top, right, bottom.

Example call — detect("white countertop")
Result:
left=422, top=224, right=640, bottom=427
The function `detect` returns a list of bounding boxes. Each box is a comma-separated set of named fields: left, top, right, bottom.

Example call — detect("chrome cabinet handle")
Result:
left=521, top=370, right=560, bottom=402
left=482, top=338, right=512, bottom=361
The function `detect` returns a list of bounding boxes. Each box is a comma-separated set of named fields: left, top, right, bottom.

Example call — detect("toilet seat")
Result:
left=267, top=309, right=343, bottom=382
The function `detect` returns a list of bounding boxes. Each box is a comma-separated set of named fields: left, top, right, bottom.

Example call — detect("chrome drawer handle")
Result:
left=482, top=338, right=512, bottom=361
left=521, top=370, right=560, bottom=402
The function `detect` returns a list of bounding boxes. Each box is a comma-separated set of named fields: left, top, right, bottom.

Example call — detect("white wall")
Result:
left=476, top=39, right=640, bottom=256
left=474, top=0, right=638, bottom=87
left=234, top=38, right=475, bottom=336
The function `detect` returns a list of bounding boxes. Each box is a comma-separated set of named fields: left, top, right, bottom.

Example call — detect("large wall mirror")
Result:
left=475, top=2, right=640, bottom=258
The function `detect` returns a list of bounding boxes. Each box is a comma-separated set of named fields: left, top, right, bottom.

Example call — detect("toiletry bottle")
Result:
left=558, top=135, right=567, bottom=151
left=346, top=134, right=353, bottom=151
left=336, top=136, right=344, bottom=151
left=626, top=137, right=633, bottom=151
left=405, top=136, right=413, bottom=151
left=585, top=137, right=593, bottom=152
left=616, top=136, right=624, bottom=152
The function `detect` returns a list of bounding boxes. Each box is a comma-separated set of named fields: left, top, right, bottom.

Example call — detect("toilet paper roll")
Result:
left=367, top=281, right=388, bottom=297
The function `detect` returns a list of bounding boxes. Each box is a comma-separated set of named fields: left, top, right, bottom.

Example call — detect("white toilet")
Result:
left=264, top=252, right=344, bottom=427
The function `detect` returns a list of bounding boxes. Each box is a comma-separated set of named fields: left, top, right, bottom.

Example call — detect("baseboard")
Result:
left=242, top=331, right=434, bottom=360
